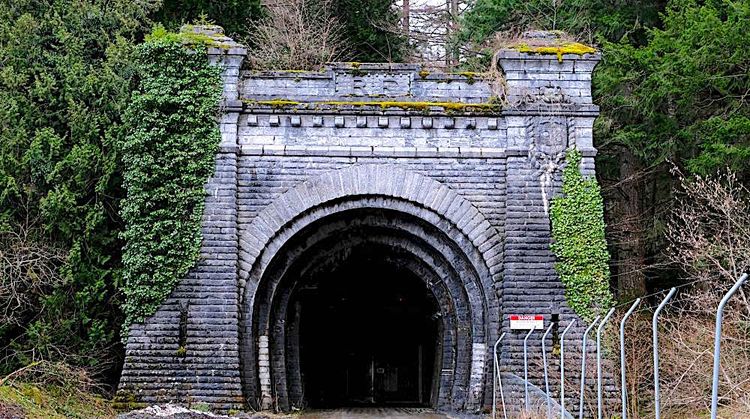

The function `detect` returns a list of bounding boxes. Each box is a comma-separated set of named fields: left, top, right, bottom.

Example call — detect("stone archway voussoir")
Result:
left=436, top=190, right=459, bottom=215
left=394, top=172, right=416, bottom=200
left=458, top=212, right=485, bottom=237
left=426, top=185, right=450, bottom=211
left=468, top=220, right=493, bottom=244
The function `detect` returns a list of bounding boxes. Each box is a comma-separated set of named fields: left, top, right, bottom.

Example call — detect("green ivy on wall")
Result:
left=119, top=28, right=222, bottom=331
left=550, top=149, right=614, bottom=321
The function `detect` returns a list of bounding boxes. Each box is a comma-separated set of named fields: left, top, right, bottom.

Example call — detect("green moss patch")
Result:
left=515, top=42, right=596, bottom=62
left=243, top=99, right=502, bottom=114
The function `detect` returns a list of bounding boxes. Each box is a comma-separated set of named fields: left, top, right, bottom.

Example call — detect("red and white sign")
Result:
left=509, top=315, right=544, bottom=330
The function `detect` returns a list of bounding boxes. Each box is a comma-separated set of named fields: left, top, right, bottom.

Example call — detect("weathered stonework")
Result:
left=118, top=28, right=612, bottom=415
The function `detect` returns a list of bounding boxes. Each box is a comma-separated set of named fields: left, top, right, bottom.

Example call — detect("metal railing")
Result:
left=492, top=332, right=508, bottom=419
left=710, top=273, right=748, bottom=419
left=488, top=272, right=749, bottom=419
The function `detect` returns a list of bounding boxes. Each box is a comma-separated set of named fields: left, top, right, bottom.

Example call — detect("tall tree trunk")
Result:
left=616, top=148, right=648, bottom=298
left=447, top=0, right=459, bottom=67
left=402, top=0, right=410, bottom=38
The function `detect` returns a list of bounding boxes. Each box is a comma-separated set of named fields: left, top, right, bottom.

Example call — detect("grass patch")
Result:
left=0, top=383, right=115, bottom=419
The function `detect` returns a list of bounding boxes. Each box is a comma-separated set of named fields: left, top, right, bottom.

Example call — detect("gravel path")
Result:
left=118, top=405, right=485, bottom=419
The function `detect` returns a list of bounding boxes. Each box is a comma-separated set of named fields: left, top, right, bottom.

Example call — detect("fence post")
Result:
left=710, top=273, right=748, bottom=419
left=524, top=326, right=537, bottom=412
left=578, top=316, right=600, bottom=419
left=595, top=307, right=616, bottom=419
left=619, top=298, right=641, bottom=419
left=493, top=332, right=508, bottom=419
left=560, top=319, right=576, bottom=419
left=653, top=287, right=677, bottom=419
left=542, top=322, right=554, bottom=419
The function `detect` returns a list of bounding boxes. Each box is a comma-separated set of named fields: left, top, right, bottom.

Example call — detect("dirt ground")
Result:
left=0, top=401, right=26, bottom=419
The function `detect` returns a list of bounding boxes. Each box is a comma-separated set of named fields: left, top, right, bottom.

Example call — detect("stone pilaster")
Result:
left=117, top=26, right=246, bottom=413
left=497, top=32, right=602, bottom=412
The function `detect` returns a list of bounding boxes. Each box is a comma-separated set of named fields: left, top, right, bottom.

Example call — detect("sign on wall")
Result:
left=509, top=315, right=544, bottom=330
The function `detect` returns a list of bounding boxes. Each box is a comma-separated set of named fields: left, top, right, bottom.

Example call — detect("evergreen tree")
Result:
left=596, top=0, right=750, bottom=178
left=332, top=0, right=408, bottom=62
left=0, top=0, right=156, bottom=379
left=459, top=0, right=664, bottom=48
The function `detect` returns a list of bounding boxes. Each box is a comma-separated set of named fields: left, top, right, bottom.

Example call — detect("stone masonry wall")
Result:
left=118, top=27, right=611, bottom=415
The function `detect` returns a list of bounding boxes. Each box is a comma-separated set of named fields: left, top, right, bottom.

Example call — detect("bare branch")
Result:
left=248, top=0, right=346, bottom=70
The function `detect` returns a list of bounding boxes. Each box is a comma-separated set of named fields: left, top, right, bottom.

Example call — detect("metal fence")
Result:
left=492, top=272, right=749, bottom=419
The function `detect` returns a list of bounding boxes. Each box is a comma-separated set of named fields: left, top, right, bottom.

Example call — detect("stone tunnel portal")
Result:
left=117, top=25, right=605, bottom=414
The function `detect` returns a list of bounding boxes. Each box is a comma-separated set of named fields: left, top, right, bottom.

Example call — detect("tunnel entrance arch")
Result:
left=296, top=250, right=440, bottom=408
left=238, top=166, right=502, bottom=412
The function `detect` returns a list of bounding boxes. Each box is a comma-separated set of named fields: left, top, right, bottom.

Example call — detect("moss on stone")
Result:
left=455, top=72, right=477, bottom=84
left=244, top=98, right=501, bottom=114
left=112, top=391, right=143, bottom=411
left=244, top=99, right=301, bottom=108
left=516, top=42, right=596, bottom=62
left=324, top=100, right=499, bottom=112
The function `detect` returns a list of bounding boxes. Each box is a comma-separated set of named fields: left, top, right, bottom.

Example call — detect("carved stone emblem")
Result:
left=521, top=84, right=570, bottom=105
left=528, top=118, right=568, bottom=213
left=335, top=73, right=410, bottom=96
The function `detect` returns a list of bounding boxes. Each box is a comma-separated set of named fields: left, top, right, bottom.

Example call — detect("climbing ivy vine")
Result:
left=550, top=149, right=614, bottom=321
left=119, top=28, right=222, bottom=330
